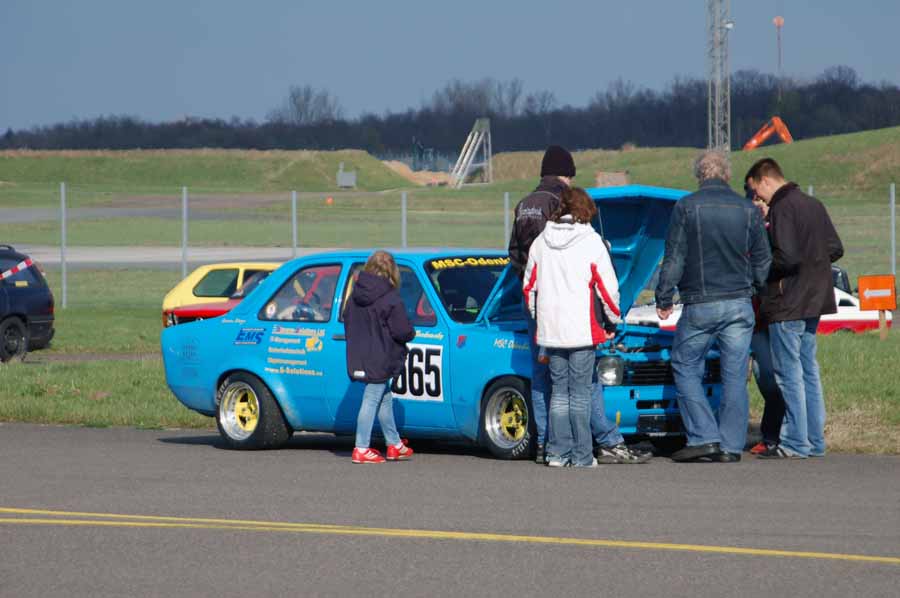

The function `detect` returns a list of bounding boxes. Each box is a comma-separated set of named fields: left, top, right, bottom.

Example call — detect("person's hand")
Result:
left=604, top=330, right=615, bottom=341
left=753, top=198, right=769, bottom=218
left=657, top=306, right=674, bottom=321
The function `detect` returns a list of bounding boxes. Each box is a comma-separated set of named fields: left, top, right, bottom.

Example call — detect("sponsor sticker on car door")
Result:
left=391, top=342, right=443, bottom=402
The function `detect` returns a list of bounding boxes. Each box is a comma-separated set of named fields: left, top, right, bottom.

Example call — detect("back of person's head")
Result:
left=744, top=157, right=785, bottom=184
left=693, top=150, right=731, bottom=183
left=552, top=187, right=597, bottom=224
left=364, top=250, right=400, bottom=288
left=540, top=145, right=576, bottom=178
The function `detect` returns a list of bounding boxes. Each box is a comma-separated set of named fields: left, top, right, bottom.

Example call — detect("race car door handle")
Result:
left=332, top=333, right=346, bottom=341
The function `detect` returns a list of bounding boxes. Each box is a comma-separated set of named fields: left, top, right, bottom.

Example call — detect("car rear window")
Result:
left=0, top=257, right=46, bottom=288
left=193, top=269, right=239, bottom=298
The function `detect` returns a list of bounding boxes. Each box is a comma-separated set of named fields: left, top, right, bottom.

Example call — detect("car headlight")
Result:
left=596, top=355, right=625, bottom=386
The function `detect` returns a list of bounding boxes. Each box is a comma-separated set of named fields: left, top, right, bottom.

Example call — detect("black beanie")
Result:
left=540, top=145, right=576, bottom=178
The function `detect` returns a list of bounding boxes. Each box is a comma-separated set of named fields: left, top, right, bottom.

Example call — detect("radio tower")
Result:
left=707, top=0, right=734, bottom=153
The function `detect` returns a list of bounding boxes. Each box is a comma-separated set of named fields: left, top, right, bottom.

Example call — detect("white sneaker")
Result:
left=572, top=458, right=599, bottom=468
left=546, top=457, right=568, bottom=467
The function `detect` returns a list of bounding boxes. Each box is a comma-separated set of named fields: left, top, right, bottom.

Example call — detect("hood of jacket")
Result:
left=352, top=271, right=394, bottom=307
left=542, top=218, right=595, bottom=250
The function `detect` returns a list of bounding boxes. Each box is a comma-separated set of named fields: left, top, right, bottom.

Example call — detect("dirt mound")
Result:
left=383, top=160, right=451, bottom=186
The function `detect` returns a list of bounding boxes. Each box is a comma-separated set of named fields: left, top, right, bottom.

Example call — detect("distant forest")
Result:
left=4, top=66, right=899, bottom=156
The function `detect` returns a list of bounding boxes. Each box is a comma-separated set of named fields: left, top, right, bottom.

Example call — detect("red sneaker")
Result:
left=351, top=447, right=385, bottom=464
left=386, top=443, right=414, bottom=461
left=750, top=441, right=770, bottom=455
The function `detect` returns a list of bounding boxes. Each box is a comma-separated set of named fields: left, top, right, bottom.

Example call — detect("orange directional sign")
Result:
left=858, top=275, right=897, bottom=312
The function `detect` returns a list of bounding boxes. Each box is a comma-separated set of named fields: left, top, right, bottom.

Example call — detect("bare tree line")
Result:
left=3, top=67, right=898, bottom=154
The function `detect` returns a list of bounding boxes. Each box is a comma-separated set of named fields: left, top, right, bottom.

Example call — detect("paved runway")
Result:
left=1, top=424, right=898, bottom=597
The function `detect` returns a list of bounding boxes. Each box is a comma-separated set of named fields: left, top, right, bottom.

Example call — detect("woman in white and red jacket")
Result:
left=523, top=187, right=621, bottom=467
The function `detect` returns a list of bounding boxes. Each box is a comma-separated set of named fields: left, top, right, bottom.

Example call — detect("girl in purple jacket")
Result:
left=344, top=251, right=416, bottom=464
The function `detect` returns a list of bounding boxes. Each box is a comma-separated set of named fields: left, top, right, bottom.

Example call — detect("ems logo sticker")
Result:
left=305, top=336, right=324, bottom=352
left=235, top=328, right=265, bottom=345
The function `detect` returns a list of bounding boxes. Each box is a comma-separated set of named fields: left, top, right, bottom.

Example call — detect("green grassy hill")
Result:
left=494, top=125, right=900, bottom=197
left=0, top=148, right=408, bottom=192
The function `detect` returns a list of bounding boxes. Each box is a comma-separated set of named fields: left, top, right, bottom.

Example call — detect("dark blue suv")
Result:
left=0, top=245, right=55, bottom=362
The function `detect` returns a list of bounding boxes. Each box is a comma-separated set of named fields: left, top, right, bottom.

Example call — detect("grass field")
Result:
left=1, top=127, right=898, bottom=276
left=0, top=269, right=897, bottom=453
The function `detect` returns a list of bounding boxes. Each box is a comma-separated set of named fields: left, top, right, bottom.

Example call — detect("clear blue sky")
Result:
left=2, top=0, right=898, bottom=131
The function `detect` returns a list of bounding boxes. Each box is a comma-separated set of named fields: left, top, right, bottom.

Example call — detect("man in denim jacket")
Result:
left=656, top=151, right=771, bottom=462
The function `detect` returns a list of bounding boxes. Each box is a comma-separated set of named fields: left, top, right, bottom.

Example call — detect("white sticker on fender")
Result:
left=391, top=343, right=443, bottom=402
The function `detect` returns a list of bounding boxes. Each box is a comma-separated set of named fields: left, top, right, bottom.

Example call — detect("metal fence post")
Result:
left=808, top=184, right=814, bottom=196
left=291, top=190, right=298, bottom=258
left=181, top=186, right=188, bottom=279
left=503, top=191, right=510, bottom=248
left=891, top=182, right=896, bottom=277
left=60, top=182, right=67, bottom=309
left=401, top=191, right=408, bottom=249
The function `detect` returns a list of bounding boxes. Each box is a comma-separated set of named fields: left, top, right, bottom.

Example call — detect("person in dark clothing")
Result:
left=344, top=251, right=416, bottom=464
left=507, top=146, right=648, bottom=465
left=656, top=150, right=771, bottom=463
left=745, top=158, right=844, bottom=459
left=743, top=183, right=786, bottom=455
left=508, top=145, right=573, bottom=463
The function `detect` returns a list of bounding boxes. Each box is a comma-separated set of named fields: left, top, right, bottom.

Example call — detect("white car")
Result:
left=627, top=287, right=893, bottom=335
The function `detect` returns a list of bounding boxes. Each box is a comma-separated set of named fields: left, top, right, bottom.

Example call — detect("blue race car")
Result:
left=161, top=185, right=722, bottom=458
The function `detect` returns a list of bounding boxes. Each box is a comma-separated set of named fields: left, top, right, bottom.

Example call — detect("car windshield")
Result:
left=230, top=271, right=270, bottom=299
left=425, top=256, right=509, bottom=323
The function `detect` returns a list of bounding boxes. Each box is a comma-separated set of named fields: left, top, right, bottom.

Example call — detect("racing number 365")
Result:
left=391, top=344, right=443, bottom=401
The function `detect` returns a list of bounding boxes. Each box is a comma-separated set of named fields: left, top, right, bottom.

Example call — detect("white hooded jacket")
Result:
left=523, top=217, right=621, bottom=348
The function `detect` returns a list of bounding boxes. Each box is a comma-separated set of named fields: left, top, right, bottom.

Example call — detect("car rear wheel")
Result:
left=479, top=377, right=533, bottom=460
left=0, top=317, right=28, bottom=363
left=216, top=372, right=291, bottom=450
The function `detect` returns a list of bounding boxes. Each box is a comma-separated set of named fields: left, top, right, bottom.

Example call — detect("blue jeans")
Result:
left=355, top=381, right=401, bottom=449
left=591, top=376, right=625, bottom=448
left=750, top=328, right=785, bottom=444
left=671, top=298, right=754, bottom=454
left=768, top=318, right=826, bottom=457
left=546, top=347, right=595, bottom=466
left=530, top=317, right=623, bottom=448
left=527, top=316, right=551, bottom=446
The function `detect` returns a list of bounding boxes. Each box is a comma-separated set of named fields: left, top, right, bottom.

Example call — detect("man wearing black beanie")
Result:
left=507, top=145, right=574, bottom=463
left=507, top=145, right=650, bottom=465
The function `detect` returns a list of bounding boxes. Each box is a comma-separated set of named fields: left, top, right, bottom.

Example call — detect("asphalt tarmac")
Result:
left=1, top=423, right=898, bottom=597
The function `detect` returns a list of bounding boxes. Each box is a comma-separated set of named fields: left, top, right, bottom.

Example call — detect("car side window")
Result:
left=340, top=263, right=436, bottom=327
left=193, top=269, right=239, bottom=298
left=259, top=264, right=341, bottom=322
left=0, top=258, right=43, bottom=288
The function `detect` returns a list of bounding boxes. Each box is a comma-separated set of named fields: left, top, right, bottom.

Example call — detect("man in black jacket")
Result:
left=745, top=158, right=843, bottom=459
left=508, top=145, right=572, bottom=463
left=508, top=146, right=650, bottom=465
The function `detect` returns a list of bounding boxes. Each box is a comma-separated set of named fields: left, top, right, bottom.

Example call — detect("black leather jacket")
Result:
left=656, top=178, right=771, bottom=309
left=761, top=182, right=843, bottom=323
left=507, top=177, right=566, bottom=278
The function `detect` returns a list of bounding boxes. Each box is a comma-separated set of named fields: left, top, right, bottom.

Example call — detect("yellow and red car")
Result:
left=162, top=262, right=280, bottom=327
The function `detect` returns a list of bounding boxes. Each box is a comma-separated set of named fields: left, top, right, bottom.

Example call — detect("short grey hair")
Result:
left=693, top=150, right=731, bottom=182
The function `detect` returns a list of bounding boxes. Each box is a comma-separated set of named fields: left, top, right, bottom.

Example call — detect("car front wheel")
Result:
left=0, top=317, right=28, bottom=363
left=479, top=377, right=533, bottom=460
left=216, top=372, right=291, bottom=450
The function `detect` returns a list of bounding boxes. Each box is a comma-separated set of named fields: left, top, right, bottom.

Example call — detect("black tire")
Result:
left=0, top=317, right=28, bottom=363
left=479, top=377, right=534, bottom=460
left=649, top=436, right=687, bottom=456
left=215, top=372, right=291, bottom=450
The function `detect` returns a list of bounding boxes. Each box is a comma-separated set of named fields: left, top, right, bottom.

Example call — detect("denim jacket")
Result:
left=655, top=178, right=771, bottom=309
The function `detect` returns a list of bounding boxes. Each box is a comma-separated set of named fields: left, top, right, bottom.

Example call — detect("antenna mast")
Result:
left=707, top=0, right=734, bottom=153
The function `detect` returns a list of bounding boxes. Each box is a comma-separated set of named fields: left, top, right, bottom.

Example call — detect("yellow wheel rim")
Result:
left=219, top=382, right=260, bottom=441
left=485, top=387, right=529, bottom=450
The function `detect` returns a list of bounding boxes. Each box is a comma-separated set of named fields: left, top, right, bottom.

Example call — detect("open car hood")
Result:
left=480, top=184, right=687, bottom=323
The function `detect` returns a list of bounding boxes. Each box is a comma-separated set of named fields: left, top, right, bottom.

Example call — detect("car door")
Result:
left=255, top=260, right=345, bottom=429
left=327, top=260, right=455, bottom=434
